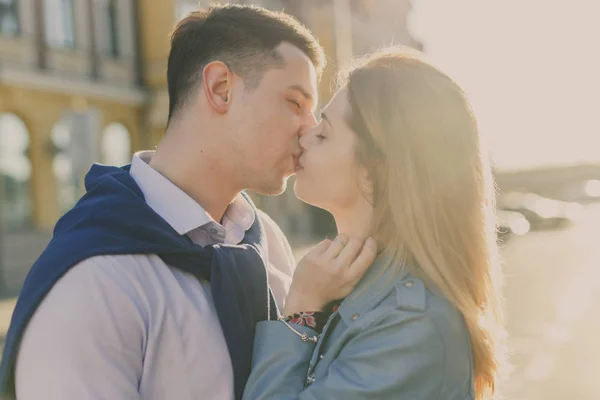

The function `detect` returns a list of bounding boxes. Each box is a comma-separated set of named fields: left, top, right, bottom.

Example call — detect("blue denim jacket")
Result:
left=243, top=255, right=475, bottom=400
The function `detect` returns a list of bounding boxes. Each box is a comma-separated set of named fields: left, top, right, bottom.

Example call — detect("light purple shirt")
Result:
left=15, top=151, right=296, bottom=400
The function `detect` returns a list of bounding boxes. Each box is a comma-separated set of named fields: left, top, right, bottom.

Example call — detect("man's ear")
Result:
left=202, top=61, right=234, bottom=114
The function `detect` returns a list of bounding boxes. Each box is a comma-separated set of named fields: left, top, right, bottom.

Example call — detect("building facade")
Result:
left=0, top=0, right=419, bottom=289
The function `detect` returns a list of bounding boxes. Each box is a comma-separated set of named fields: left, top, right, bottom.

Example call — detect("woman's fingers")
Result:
left=335, top=237, right=365, bottom=267
left=284, top=236, right=378, bottom=315
left=348, top=237, right=378, bottom=280
left=309, top=238, right=332, bottom=257
left=323, top=234, right=349, bottom=260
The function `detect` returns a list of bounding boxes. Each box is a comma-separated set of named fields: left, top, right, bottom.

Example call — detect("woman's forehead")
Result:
left=324, top=87, right=349, bottom=117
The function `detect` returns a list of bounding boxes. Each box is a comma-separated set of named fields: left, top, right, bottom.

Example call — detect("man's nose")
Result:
left=305, top=112, right=318, bottom=130
left=298, top=113, right=318, bottom=150
left=299, top=124, right=320, bottom=150
left=298, top=129, right=308, bottom=150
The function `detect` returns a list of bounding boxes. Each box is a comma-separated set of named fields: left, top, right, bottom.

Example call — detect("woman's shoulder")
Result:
left=339, top=274, right=472, bottom=377
left=337, top=255, right=469, bottom=342
left=351, top=273, right=468, bottom=344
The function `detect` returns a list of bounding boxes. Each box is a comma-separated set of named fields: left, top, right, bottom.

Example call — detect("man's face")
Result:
left=228, top=42, right=319, bottom=195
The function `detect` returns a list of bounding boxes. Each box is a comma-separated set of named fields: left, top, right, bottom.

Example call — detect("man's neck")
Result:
left=149, top=142, right=239, bottom=224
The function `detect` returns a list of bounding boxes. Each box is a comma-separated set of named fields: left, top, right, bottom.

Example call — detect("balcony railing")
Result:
left=0, top=33, right=139, bottom=87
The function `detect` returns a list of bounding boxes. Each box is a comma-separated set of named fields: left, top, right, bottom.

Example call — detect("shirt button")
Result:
left=319, top=354, right=324, bottom=360
left=209, top=228, right=218, bottom=235
left=306, top=374, right=316, bottom=385
left=352, top=313, right=360, bottom=320
left=404, top=281, right=414, bottom=287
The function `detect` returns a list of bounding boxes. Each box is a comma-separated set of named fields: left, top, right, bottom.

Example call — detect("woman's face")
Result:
left=294, top=87, right=369, bottom=212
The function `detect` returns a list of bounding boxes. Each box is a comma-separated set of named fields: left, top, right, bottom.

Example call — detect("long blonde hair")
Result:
left=340, top=48, right=506, bottom=399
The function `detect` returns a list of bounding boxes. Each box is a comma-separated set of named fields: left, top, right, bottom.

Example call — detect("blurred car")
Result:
left=560, top=179, right=600, bottom=204
left=497, top=209, right=530, bottom=242
left=498, top=191, right=582, bottom=230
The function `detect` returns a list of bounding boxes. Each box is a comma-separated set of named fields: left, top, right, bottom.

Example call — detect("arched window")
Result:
left=101, top=122, right=131, bottom=166
left=0, top=113, right=32, bottom=230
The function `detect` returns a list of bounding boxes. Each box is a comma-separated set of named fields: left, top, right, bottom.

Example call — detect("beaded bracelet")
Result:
left=277, top=316, right=319, bottom=343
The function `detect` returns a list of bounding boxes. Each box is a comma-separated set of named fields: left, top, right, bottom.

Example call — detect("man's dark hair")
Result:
left=167, top=4, right=326, bottom=123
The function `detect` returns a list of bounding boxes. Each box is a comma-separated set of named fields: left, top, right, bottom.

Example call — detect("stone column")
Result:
left=136, top=0, right=177, bottom=147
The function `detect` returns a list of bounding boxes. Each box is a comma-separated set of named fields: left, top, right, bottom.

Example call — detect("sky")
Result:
left=408, top=0, right=600, bottom=171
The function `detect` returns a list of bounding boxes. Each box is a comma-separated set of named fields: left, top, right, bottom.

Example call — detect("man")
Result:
left=0, top=5, right=327, bottom=399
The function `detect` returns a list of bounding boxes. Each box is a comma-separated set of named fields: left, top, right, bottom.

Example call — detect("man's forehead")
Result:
left=276, top=41, right=313, bottom=66
left=274, top=43, right=318, bottom=94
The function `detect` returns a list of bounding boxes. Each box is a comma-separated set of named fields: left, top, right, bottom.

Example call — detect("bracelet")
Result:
left=277, top=316, right=319, bottom=343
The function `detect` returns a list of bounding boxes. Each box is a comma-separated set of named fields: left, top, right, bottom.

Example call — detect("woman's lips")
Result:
left=294, top=156, right=303, bottom=172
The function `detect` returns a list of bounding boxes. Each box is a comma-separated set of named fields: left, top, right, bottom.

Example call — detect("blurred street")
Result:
left=293, top=204, right=600, bottom=400
left=499, top=203, right=600, bottom=400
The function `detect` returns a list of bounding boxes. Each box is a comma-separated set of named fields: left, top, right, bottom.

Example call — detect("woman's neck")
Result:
left=332, top=201, right=374, bottom=239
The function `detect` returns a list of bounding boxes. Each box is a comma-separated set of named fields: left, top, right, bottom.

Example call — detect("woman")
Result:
left=243, top=48, right=506, bottom=400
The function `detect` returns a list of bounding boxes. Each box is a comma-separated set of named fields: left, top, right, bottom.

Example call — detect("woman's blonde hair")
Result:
left=339, top=47, right=506, bottom=399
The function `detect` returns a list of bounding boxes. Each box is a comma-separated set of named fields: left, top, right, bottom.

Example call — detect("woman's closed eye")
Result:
left=311, top=123, right=326, bottom=141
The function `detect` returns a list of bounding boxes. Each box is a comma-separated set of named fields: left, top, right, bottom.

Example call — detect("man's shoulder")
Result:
left=49, top=254, right=169, bottom=309
left=74, top=254, right=160, bottom=277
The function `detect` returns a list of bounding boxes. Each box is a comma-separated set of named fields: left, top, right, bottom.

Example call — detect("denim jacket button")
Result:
left=352, top=313, right=360, bottom=320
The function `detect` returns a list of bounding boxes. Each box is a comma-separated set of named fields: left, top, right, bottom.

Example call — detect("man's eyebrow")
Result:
left=288, top=84, right=313, bottom=101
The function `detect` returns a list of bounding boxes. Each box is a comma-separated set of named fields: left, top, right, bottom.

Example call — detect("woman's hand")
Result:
left=283, top=235, right=378, bottom=317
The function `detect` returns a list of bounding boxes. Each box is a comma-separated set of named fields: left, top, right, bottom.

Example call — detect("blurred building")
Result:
left=0, top=0, right=419, bottom=289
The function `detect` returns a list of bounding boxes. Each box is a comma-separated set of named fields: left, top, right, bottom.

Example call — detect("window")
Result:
left=0, top=114, right=32, bottom=230
left=105, top=0, right=120, bottom=58
left=0, top=0, right=20, bottom=36
left=44, top=0, right=76, bottom=49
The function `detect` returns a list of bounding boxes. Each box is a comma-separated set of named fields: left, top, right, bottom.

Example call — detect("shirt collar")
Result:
left=129, top=151, right=255, bottom=238
left=222, top=193, right=256, bottom=242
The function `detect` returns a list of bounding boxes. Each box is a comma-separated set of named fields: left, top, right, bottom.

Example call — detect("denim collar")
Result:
left=337, top=253, right=425, bottom=324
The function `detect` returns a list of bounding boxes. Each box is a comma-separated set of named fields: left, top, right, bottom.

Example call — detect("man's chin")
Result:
left=251, top=177, right=288, bottom=196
